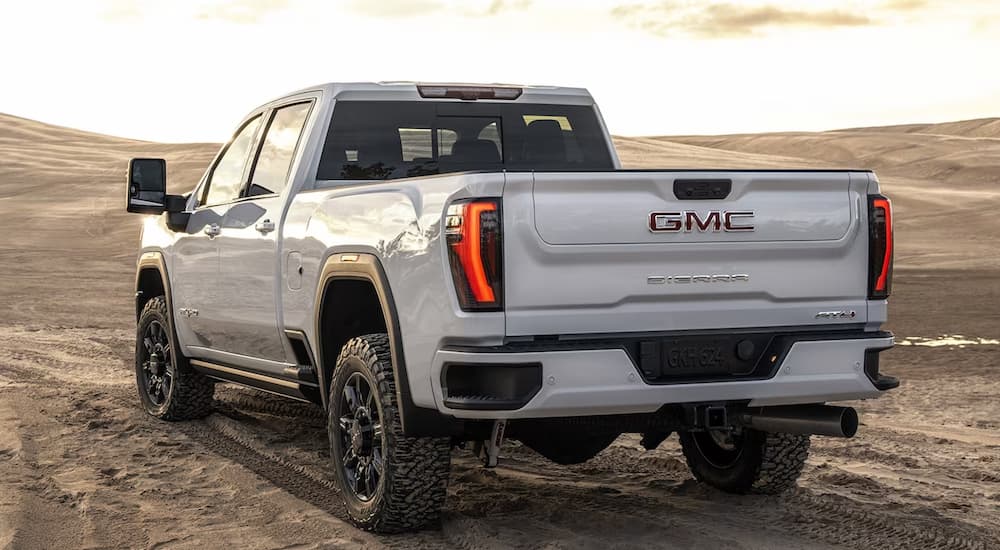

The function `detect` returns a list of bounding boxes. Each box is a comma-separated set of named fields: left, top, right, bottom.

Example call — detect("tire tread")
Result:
left=330, top=334, right=451, bottom=533
left=679, top=429, right=810, bottom=495
left=137, top=296, right=214, bottom=421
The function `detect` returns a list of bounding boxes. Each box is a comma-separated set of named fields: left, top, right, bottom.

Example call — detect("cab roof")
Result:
left=266, top=82, right=596, bottom=107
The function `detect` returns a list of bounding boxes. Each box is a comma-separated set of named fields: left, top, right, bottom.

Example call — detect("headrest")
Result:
left=526, top=119, right=564, bottom=137
left=450, top=139, right=501, bottom=163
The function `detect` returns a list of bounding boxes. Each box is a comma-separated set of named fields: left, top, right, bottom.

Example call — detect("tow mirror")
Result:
left=126, top=158, right=168, bottom=214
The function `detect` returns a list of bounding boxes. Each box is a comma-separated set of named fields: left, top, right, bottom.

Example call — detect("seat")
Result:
left=523, top=119, right=567, bottom=163
left=449, top=139, right=501, bottom=164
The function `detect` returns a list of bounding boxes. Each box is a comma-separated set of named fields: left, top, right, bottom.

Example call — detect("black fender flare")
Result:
left=135, top=251, right=187, bottom=364
left=135, top=251, right=172, bottom=322
left=314, top=253, right=460, bottom=437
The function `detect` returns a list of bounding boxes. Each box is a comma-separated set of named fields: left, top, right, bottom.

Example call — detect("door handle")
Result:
left=255, top=219, right=276, bottom=234
left=204, top=223, right=221, bottom=237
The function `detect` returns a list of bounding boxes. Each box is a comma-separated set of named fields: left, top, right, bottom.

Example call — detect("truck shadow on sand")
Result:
left=188, top=387, right=997, bottom=550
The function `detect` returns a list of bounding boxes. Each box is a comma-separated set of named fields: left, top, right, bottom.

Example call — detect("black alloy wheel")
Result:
left=336, top=371, right=386, bottom=502
left=689, top=429, right=744, bottom=469
left=134, top=296, right=214, bottom=420
left=139, top=319, right=174, bottom=407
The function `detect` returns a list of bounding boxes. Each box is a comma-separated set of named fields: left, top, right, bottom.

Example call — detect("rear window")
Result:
left=316, top=101, right=614, bottom=180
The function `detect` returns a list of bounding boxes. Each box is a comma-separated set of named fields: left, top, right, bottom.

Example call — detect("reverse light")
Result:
left=446, top=199, right=502, bottom=311
left=418, top=85, right=522, bottom=101
left=868, top=195, right=893, bottom=299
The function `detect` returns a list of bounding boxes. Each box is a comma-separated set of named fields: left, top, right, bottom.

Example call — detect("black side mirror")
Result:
left=126, top=158, right=168, bottom=214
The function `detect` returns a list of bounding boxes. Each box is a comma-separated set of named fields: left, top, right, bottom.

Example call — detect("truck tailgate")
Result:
left=502, top=171, right=872, bottom=337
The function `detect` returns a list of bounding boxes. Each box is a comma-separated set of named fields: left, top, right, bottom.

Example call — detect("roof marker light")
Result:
left=418, top=85, right=522, bottom=101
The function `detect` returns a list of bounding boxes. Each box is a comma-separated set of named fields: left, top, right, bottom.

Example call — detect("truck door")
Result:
left=213, top=101, right=313, bottom=371
left=171, top=114, right=264, bottom=357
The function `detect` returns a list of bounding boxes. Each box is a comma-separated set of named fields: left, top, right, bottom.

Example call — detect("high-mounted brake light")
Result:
left=868, top=195, right=893, bottom=299
left=418, top=85, right=522, bottom=101
left=446, top=199, right=502, bottom=311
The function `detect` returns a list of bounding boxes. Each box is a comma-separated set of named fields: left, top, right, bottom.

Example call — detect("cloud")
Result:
left=194, top=0, right=292, bottom=23
left=100, top=0, right=293, bottom=24
left=612, top=2, right=874, bottom=38
left=346, top=0, right=444, bottom=18
left=346, top=0, right=531, bottom=19
left=485, top=0, right=532, bottom=16
left=881, top=0, right=927, bottom=11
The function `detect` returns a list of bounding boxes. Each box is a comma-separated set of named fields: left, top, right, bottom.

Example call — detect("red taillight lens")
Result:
left=868, top=195, right=893, bottom=299
left=446, top=199, right=502, bottom=311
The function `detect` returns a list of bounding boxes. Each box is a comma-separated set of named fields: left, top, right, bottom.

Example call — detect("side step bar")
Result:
left=740, top=405, right=859, bottom=438
left=190, top=359, right=321, bottom=404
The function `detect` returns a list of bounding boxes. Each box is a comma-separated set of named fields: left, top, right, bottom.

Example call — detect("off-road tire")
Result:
left=328, top=334, right=451, bottom=533
left=135, top=296, right=214, bottom=420
left=679, top=429, right=810, bottom=494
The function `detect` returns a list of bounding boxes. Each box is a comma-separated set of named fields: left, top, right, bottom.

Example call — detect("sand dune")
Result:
left=0, top=113, right=215, bottom=254
left=1, top=112, right=998, bottom=549
left=839, top=117, right=1000, bottom=139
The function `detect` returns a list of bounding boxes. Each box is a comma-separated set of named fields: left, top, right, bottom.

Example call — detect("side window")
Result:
left=202, top=115, right=263, bottom=207
left=398, top=128, right=457, bottom=161
left=399, top=128, right=431, bottom=161
left=438, top=129, right=458, bottom=155
left=247, top=103, right=312, bottom=197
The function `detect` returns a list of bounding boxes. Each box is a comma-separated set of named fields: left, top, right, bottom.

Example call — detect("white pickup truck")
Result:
left=126, top=82, right=898, bottom=533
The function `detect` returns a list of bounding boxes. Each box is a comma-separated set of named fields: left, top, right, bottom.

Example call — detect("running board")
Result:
left=189, top=359, right=320, bottom=404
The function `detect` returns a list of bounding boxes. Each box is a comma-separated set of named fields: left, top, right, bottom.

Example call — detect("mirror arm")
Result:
left=164, top=194, right=190, bottom=232
left=164, top=194, right=187, bottom=214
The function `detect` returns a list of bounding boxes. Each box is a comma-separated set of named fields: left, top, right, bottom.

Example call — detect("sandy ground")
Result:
left=0, top=113, right=998, bottom=549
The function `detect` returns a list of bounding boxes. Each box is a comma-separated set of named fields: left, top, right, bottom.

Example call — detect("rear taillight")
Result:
left=868, top=195, right=893, bottom=299
left=446, top=199, right=502, bottom=311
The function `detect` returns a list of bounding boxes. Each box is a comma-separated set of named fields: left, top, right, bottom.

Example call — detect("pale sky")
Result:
left=2, top=0, right=998, bottom=142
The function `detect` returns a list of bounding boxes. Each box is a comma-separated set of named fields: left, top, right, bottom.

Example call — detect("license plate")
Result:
left=661, top=339, right=733, bottom=376
left=638, top=335, right=768, bottom=381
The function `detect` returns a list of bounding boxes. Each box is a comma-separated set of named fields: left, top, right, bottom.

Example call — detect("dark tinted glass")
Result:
left=317, top=101, right=613, bottom=180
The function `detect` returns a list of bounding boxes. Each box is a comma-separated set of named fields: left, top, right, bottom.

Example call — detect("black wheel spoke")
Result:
left=353, top=376, right=367, bottom=409
left=354, top=462, right=367, bottom=494
left=339, top=415, right=353, bottom=432
left=343, top=446, right=358, bottom=466
left=364, top=462, right=375, bottom=495
left=343, top=384, right=360, bottom=414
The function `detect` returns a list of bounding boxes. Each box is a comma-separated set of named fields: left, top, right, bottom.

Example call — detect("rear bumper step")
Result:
left=427, top=331, right=896, bottom=419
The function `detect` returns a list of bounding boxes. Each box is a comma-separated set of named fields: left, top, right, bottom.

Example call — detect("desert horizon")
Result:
left=0, top=108, right=998, bottom=548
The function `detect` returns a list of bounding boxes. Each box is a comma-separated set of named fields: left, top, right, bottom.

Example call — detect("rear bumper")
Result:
left=429, top=331, right=895, bottom=420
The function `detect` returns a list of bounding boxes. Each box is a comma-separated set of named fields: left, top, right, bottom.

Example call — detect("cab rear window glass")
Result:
left=317, top=101, right=613, bottom=180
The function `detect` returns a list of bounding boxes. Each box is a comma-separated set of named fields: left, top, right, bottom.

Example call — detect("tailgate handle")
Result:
left=673, top=179, right=732, bottom=200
